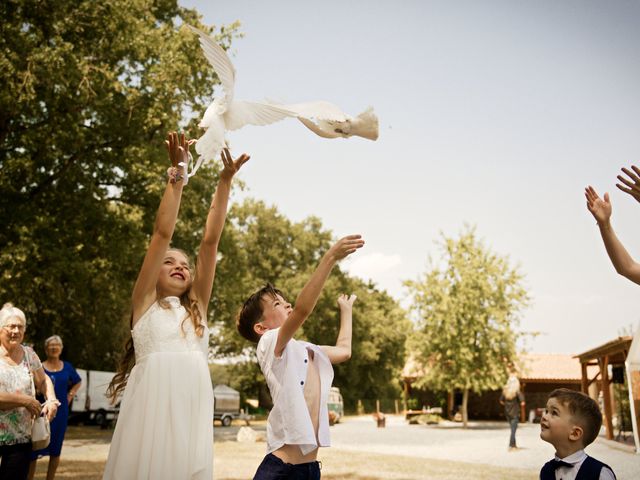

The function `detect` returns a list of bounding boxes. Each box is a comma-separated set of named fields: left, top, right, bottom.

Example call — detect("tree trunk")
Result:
left=462, top=388, right=469, bottom=428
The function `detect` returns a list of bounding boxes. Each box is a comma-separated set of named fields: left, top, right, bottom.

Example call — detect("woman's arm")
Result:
left=585, top=186, right=640, bottom=284
left=34, top=368, right=58, bottom=421
left=191, top=148, right=250, bottom=310
left=0, top=392, right=41, bottom=416
left=131, top=132, right=190, bottom=323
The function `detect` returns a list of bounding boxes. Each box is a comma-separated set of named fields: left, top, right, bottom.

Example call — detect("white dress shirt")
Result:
left=554, top=450, right=616, bottom=480
left=257, top=328, right=334, bottom=455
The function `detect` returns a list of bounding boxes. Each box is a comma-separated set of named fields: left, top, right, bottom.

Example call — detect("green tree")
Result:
left=0, top=0, right=240, bottom=367
left=405, top=226, right=529, bottom=427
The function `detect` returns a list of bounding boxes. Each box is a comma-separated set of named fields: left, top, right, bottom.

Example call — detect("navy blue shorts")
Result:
left=253, top=453, right=321, bottom=480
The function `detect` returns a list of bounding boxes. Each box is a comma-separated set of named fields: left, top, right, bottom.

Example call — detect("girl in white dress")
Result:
left=103, top=132, right=249, bottom=480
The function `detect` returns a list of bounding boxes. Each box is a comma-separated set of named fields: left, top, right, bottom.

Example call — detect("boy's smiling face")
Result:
left=540, top=397, right=583, bottom=449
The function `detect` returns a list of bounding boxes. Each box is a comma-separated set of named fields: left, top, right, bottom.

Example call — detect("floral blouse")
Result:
left=0, top=345, right=42, bottom=446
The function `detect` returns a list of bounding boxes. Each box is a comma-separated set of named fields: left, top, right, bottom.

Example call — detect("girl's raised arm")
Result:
left=131, top=132, right=190, bottom=323
left=192, top=148, right=249, bottom=312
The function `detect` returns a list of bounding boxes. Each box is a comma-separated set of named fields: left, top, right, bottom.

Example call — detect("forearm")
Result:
left=599, top=220, right=638, bottom=276
left=39, top=376, right=57, bottom=403
left=333, top=309, right=353, bottom=362
left=294, top=253, right=337, bottom=318
left=0, top=392, right=27, bottom=409
left=153, top=180, right=184, bottom=239
left=201, top=177, right=232, bottom=246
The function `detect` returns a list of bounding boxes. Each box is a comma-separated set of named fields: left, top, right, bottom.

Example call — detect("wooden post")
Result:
left=376, top=399, right=380, bottom=414
left=395, top=399, right=399, bottom=415
left=403, top=380, right=409, bottom=413
left=599, top=355, right=614, bottom=440
left=581, top=362, right=589, bottom=394
left=520, top=382, right=526, bottom=423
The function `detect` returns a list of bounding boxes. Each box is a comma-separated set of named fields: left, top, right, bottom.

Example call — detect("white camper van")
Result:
left=69, top=369, right=119, bottom=428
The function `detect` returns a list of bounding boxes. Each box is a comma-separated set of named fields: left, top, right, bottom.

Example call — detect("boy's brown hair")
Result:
left=549, top=388, right=602, bottom=446
left=236, top=283, right=284, bottom=343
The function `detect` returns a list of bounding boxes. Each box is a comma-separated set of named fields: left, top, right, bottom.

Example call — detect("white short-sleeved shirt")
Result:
left=257, top=328, right=334, bottom=455
left=553, top=450, right=616, bottom=480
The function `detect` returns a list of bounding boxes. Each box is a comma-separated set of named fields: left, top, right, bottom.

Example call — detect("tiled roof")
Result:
left=517, top=353, right=593, bottom=382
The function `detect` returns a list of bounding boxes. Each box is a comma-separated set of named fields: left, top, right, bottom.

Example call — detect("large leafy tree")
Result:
left=0, top=0, right=240, bottom=367
left=405, top=226, right=529, bottom=426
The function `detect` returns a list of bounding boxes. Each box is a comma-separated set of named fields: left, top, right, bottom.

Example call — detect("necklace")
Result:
left=45, top=359, right=64, bottom=372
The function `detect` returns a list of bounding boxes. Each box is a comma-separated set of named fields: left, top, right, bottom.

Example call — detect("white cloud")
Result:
left=343, top=252, right=402, bottom=281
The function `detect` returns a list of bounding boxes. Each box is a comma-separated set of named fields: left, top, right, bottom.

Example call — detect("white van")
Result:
left=69, top=369, right=119, bottom=428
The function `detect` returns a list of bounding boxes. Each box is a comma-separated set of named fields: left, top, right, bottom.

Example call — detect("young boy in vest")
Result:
left=540, top=388, right=616, bottom=480
left=236, top=235, right=364, bottom=479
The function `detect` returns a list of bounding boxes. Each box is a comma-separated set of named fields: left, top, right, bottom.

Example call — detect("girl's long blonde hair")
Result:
left=107, top=249, right=205, bottom=401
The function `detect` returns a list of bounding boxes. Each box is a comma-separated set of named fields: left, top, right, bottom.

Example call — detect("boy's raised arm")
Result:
left=320, top=294, right=356, bottom=364
left=585, top=185, right=640, bottom=285
left=274, top=235, right=364, bottom=357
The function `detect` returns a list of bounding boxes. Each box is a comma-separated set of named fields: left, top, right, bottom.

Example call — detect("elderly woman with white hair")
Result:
left=0, top=303, right=58, bottom=480
left=28, top=334, right=81, bottom=480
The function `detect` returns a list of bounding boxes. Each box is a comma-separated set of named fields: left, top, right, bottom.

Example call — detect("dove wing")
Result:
left=225, top=101, right=296, bottom=131
left=277, top=101, right=350, bottom=122
left=188, top=25, right=236, bottom=103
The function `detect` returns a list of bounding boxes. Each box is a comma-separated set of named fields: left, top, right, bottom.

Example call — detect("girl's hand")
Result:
left=585, top=186, right=612, bottom=225
left=220, top=148, right=250, bottom=181
left=165, top=131, right=195, bottom=183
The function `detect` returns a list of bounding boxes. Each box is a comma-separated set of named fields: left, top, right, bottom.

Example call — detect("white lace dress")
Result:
left=103, top=297, right=213, bottom=480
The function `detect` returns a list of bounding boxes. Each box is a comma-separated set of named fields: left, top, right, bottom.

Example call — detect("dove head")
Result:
left=199, top=97, right=227, bottom=128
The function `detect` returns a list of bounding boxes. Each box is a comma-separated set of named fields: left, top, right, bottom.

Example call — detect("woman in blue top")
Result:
left=28, top=335, right=81, bottom=480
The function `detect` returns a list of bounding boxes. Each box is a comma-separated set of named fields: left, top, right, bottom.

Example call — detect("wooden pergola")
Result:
left=576, top=336, right=633, bottom=440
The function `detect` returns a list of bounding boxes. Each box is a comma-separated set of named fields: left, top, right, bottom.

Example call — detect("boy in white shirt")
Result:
left=539, top=388, right=616, bottom=480
left=236, top=235, right=364, bottom=479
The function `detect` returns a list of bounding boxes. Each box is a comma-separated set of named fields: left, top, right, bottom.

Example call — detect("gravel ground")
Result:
left=52, top=417, right=640, bottom=479
left=328, top=415, right=640, bottom=480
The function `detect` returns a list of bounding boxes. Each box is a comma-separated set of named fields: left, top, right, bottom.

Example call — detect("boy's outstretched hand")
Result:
left=220, top=148, right=250, bottom=181
left=328, top=235, right=365, bottom=261
left=585, top=186, right=612, bottom=225
left=337, top=294, right=357, bottom=311
left=616, top=166, right=640, bottom=203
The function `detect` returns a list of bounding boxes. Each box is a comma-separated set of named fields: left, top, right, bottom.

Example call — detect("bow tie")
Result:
left=551, top=459, right=574, bottom=470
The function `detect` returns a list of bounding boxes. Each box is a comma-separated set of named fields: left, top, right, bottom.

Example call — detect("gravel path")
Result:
left=330, top=416, right=640, bottom=480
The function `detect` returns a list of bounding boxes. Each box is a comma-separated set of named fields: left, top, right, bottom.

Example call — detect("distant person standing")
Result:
left=28, top=335, right=81, bottom=480
left=499, top=374, right=525, bottom=451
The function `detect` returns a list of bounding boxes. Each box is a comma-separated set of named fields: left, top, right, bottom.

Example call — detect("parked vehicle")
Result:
left=213, top=384, right=240, bottom=427
left=327, top=387, right=344, bottom=425
left=69, top=369, right=119, bottom=429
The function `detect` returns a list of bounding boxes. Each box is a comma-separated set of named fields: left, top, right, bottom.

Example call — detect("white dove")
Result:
left=187, top=25, right=379, bottom=177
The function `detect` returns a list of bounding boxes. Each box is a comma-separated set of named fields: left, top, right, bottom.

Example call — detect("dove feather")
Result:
left=188, top=26, right=236, bottom=104
left=277, top=101, right=350, bottom=122
left=225, top=101, right=296, bottom=131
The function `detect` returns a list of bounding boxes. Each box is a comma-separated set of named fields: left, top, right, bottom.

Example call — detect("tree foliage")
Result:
left=0, top=0, right=240, bottom=367
left=405, top=226, right=529, bottom=424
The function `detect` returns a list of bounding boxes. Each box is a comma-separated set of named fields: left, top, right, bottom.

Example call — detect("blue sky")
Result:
left=181, top=0, right=640, bottom=354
